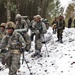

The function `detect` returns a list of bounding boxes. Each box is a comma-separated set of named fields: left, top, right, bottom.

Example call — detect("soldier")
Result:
left=68, top=17, right=72, bottom=28
left=56, top=15, right=65, bottom=43
left=0, top=23, right=6, bottom=65
left=15, top=14, right=31, bottom=52
left=0, top=22, right=26, bottom=75
left=15, top=14, right=28, bottom=29
left=52, top=17, right=58, bottom=34
left=31, top=15, right=47, bottom=57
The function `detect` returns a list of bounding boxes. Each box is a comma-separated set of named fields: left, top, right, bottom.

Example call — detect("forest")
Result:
left=0, top=0, right=74, bottom=23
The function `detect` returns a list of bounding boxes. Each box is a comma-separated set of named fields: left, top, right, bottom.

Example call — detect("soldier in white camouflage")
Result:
left=0, top=22, right=26, bottom=75
left=15, top=14, right=31, bottom=52
left=31, top=15, right=47, bottom=57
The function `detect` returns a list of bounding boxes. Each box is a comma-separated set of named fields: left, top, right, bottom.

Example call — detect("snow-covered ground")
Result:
left=0, top=27, right=75, bottom=75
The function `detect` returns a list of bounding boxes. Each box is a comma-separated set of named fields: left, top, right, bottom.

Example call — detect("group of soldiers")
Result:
left=0, top=14, right=48, bottom=75
left=68, top=17, right=75, bottom=28
left=0, top=14, right=66, bottom=75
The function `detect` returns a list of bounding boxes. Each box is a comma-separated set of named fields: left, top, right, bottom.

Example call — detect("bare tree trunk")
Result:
left=39, top=0, right=49, bottom=18
left=7, top=0, right=11, bottom=21
left=15, top=0, right=20, bottom=14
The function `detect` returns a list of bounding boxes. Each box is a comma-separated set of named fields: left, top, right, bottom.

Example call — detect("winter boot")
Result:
left=59, top=39, right=63, bottom=43
left=31, top=52, right=38, bottom=58
left=36, top=50, right=42, bottom=58
left=37, top=53, right=42, bottom=58
left=31, top=50, right=41, bottom=58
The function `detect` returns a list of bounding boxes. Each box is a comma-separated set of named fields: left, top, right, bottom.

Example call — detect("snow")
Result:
left=0, top=27, right=75, bottom=75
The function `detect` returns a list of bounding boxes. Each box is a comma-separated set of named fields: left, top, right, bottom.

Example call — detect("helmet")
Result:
left=0, top=23, right=6, bottom=27
left=6, top=22, right=16, bottom=29
left=36, top=15, right=41, bottom=19
left=15, top=14, right=21, bottom=19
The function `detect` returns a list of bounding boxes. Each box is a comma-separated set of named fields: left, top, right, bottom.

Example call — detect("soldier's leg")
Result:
left=56, top=29, right=60, bottom=41
left=35, top=39, right=42, bottom=51
left=1, top=49, right=8, bottom=65
left=9, top=54, right=20, bottom=75
left=33, top=38, right=42, bottom=57
left=31, top=33, right=42, bottom=57
left=59, top=30, right=63, bottom=43
left=1, top=54, right=6, bottom=65
left=24, top=33, right=31, bottom=51
left=2, top=51, right=11, bottom=67
left=7, top=54, right=14, bottom=68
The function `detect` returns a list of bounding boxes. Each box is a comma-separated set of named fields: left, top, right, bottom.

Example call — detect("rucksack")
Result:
left=42, top=19, right=50, bottom=29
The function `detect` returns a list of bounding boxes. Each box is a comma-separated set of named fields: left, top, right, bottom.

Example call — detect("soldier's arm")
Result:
left=18, top=33, right=26, bottom=49
left=0, top=36, right=7, bottom=49
left=28, top=20, right=31, bottom=27
left=23, top=20, right=28, bottom=31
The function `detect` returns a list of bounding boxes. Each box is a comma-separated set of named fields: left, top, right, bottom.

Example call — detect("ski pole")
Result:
left=23, top=52, right=33, bottom=75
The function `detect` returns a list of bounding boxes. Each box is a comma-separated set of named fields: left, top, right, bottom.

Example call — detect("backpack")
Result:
left=42, top=19, right=50, bottom=29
